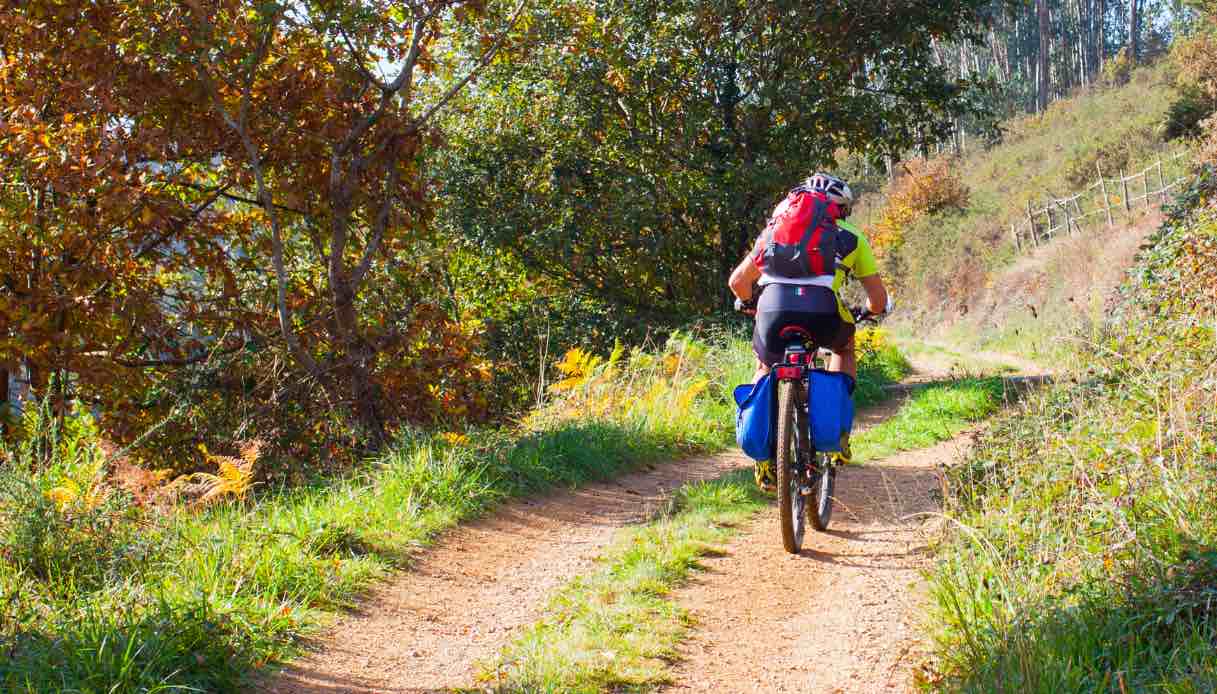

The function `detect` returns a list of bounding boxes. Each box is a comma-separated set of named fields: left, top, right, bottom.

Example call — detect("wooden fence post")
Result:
left=1061, top=200, right=1074, bottom=236
left=1157, top=156, right=1167, bottom=204
left=1026, top=199, right=1039, bottom=248
left=1010, top=221, right=1021, bottom=252
left=1097, top=162, right=1113, bottom=228
left=1143, top=170, right=1151, bottom=209
left=1121, top=170, right=1131, bottom=214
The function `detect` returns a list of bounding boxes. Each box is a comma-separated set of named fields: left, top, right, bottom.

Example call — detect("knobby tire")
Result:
left=775, top=378, right=805, bottom=553
left=810, top=454, right=836, bottom=531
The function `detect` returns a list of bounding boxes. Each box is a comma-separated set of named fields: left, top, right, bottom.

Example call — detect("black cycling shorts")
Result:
left=752, top=284, right=854, bottom=367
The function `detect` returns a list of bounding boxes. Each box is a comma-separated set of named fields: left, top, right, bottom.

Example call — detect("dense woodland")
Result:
left=0, top=0, right=1198, bottom=465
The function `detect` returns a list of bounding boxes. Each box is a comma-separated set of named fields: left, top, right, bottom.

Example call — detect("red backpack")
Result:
left=755, top=188, right=840, bottom=278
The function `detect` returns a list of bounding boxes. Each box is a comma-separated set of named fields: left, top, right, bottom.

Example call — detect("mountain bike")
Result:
left=737, top=299, right=880, bottom=554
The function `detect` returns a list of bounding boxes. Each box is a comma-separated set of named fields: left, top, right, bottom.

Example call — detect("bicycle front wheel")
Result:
left=809, top=453, right=836, bottom=531
left=775, top=378, right=806, bottom=554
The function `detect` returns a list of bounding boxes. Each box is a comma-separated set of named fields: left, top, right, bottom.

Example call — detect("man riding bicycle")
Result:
left=728, top=173, right=889, bottom=489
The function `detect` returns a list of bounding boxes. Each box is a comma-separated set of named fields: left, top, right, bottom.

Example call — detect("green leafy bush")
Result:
left=924, top=169, right=1217, bottom=691
left=1163, top=84, right=1217, bottom=140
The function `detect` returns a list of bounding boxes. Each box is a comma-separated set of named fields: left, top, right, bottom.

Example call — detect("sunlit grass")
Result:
left=476, top=469, right=766, bottom=693
left=852, top=377, right=1009, bottom=462
left=922, top=187, right=1217, bottom=691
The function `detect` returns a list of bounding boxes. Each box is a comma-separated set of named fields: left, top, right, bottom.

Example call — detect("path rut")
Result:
left=663, top=435, right=967, bottom=694
left=266, top=452, right=748, bottom=693
left=267, top=359, right=1037, bottom=693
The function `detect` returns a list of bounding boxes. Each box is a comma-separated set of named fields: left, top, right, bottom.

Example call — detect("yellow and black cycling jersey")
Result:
left=830, top=219, right=879, bottom=324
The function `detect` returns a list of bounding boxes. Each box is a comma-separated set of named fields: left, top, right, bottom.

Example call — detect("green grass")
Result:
left=852, top=377, right=1009, bottom=463
left=871, top=60, right=1191, bottom=355
left=854, top=329, right=915, bottom=407
left=475, top=469, right=767, bottom=693
left=922, top=173, right=1217, bottom=691
left=0, top=332, right=910, bottom=692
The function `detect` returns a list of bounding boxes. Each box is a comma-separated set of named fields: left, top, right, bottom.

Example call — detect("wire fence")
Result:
left=1011, top=150, right=1191, bottom=252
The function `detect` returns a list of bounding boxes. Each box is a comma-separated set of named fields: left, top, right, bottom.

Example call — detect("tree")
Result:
left=1, top=1, right=527, bottom=451
left=443, top=0, right=998, bottom=320
left=1130, top=0, right=1142, bottom=62
left=1039, top=0, right=1052, bottom=111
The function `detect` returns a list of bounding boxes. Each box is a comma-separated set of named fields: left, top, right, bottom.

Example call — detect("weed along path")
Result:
left=265, top=452, right=748, bottom=693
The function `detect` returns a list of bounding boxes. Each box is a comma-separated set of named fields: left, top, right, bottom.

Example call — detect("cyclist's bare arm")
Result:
left=859, top=275, right=888, bottom=317
left=729, top=253, right=761, bottom=301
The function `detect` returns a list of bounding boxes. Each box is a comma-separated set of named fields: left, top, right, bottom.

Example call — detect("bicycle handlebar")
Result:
left=734, top=298, right=892, bottom=324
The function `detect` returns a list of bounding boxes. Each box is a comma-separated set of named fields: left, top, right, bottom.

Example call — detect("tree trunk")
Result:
left=1, top=368, right=8, bottom=436
left=1077, top=0, right=1088, bottom=86
left=1129, top=0, right=1139, bottom=64
left=1037, top=0, right=1050, bottom=112
left=1098, top=0, right=1106, bottom=71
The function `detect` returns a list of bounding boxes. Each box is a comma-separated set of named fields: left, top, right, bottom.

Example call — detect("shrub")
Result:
left=0, top=406, right=139, bottom=592
left=871, top=157, right=970, bottom=253
left=1163, top=85, right=1217, bottom=141
left=1060, top=122, right=1162, bottom=188
left=1101, top=47, right=1134, bottom=87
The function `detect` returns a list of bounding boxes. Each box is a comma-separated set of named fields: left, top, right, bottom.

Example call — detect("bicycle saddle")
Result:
left=777, top=325, right=815, bottom=341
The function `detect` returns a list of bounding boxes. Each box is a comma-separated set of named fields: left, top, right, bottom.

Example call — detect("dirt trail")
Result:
left=266, top=452, right=749, bottom=694
left=664, top=361, right=1046, bottom=693
left=663, top=436, right=967, bottom=694
left=266, top=356, right=1033, bottom=693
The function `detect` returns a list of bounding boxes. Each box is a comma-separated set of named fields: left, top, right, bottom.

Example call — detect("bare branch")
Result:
left=339, top=26, right=389, bottom=92
left=415, top=0, right=530, bottom=130
left=188, top=4, right=324, bottom=381
left=351, top=157, right=402, bottom=288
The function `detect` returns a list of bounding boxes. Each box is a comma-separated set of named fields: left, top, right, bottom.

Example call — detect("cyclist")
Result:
left=728, top=173, right=889, bottom=489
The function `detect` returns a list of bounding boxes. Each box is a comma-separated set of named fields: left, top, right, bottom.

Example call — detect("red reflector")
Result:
left=775, top=366, right=802, bottom=380
left=788, top=353, right=804, bottom=364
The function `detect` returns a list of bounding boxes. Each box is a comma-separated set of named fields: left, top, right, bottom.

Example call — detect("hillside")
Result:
left=923, top=167, right=1217, bottom=692
left=867, top=61, right=1191, bottom=360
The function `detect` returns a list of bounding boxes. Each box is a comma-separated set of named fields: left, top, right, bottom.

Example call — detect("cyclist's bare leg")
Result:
left=828, top=335, right=858, bottom=380
left=752, top=359, right=770, bottom=383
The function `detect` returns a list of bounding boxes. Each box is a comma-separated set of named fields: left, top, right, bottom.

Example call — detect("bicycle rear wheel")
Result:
left=775, top=379, right=806, bottom=554
left=809, top=454, right=836, bottom=531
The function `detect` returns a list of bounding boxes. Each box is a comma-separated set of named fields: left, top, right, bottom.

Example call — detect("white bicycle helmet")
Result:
left=806, top=172, right=854, bottom=212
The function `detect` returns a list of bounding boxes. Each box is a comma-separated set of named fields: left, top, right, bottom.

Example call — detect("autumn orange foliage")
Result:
left=0, top=1, right=516, bottom=460
left=870, top=157, right=970, bottom=252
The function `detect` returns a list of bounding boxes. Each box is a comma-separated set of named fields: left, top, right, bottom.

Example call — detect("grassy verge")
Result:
left=852, top=377, right=1009, bottom=463
left=854, top=328, right=914, bottom=407
left=470, top=349, right=997, bottom=693
left=0, top=335, right=752, bottom=692
left=475, top=469, right=767, bottom=693
left=922, top=174, right=1217, bottom=691
left=0, top=330, right=908, bottom=692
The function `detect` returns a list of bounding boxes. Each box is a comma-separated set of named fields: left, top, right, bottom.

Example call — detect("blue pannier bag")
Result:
left=733, top=373, right=775, bottom=461
left=807, top=370, right=854, bottom=453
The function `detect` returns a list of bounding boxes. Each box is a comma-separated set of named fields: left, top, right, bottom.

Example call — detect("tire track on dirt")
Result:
left=264, top=452, right=749, bottom=693
left=664, top=365, right=1045, bottom=693
left=662, top=435, right=966, bottom=694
